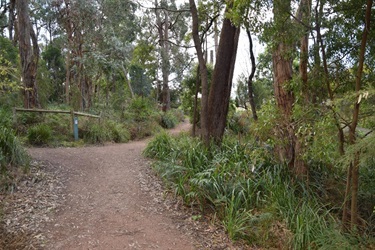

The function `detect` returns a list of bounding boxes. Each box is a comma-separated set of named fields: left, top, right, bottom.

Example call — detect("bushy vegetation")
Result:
left=82, top=123, right=109, bottom=144
left=227, top=110, right=252, bottom=136
left=122, top=96, right=164, bottom=139
left=0, top=127, right=29, bottom=171
left=81, top=120, right=130, bottom=144
left=160, top=110, right=179, bottom=129
left=27, top=124, right=52, bottom=146
left=10, top=97, right=183, bottom=146
left=0, top=115, right=29, bottom=191
left=144, top=132, right=374, bottom=248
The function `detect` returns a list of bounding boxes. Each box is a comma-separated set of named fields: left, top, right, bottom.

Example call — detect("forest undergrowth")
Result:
left=144, top=124, right=375, bottom=249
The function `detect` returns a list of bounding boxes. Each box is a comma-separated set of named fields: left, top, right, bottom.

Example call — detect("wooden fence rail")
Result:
left=13, top=108, right=100, bottom=118
left=13, top=108, right=101, bottom=140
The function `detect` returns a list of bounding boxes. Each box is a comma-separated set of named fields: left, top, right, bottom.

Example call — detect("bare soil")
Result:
left=3, top=121, right=242, bottom=249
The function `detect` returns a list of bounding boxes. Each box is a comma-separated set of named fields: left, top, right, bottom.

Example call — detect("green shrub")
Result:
left=81, top=120, right=130, bottom=144
left=144, top=132, right=172, bottom=158
left=82, top=123, right=109, bottom=144
left=0, top=109, right=12, bottom=128
left=171, top=109, right=185, bottom=122
left=27, top=124, right=52, bottom=146
left=0, top=127, right=29, bottom=169
left=0, top=127, right=29, bottom=191
left=128, top=120, right=162, bottom=140
left=18, top=112, right=41, bottom=126
left=121, top=96, right=162, bottom=140
left=106, top=121, right=130, bottom=143
left=44, top=113, right=70, bottom=136
left=227, top=111, right=252, bottom=135
left=126, top=96, right=157, bottom=122
left=160, top=111, right=178, bottom=129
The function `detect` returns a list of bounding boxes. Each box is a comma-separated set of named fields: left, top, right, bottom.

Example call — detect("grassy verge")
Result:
left=144, top=132, right=373, bottom=249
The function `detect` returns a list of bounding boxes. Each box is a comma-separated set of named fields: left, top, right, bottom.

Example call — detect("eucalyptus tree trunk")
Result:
left=63, top=0, right=73, bottom=105
left=315, top=0, right=345, bottom=156
left=293, top=0, right=311, bottom=179
left=272, top=0, right=309, bottom=177
left=17, top=0, right=40, bottom=108
left=296, top=0, right=311, bottom=103
left=8, top=0, right=16, bottom=43
left=121, top=64, right=134, bottom=99
left=161, top=10, right=170, bottom=111
left=347, top=0, right=372, bottom=230
left=207, top=5, right=240, bottom=143
left=272, top=39, right=295, bottom=165
left=155, top=0, right=171, bottom=112
left=272, top=0, right=295, bottom=166
left=189, top=0, right=209, bottom=143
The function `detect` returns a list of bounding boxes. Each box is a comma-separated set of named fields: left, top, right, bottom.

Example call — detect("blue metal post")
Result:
left=74, top=117, right=79, bottom=141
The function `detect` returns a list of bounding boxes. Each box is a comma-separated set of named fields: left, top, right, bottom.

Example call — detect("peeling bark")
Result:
left=207, top=6, right=240, bottom=143
left=189, top=0, right=209, bottom=144
left=17, top=0, right=40, bottom=108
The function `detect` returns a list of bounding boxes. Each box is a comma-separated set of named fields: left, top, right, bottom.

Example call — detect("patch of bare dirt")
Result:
left=1, top=121, right=247, bottom=249
left=0, top=160, right=66, bottom=249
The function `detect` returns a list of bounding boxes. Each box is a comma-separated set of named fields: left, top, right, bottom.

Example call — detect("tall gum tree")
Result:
left=17, top=0, right=40, bottom=108
left=189, top=0, right=209, bottom=142
left=271, top=0, right=309, bottom=178
left=150, top=0, right=190, bottom=112
left=54, top=0, right=101, bottom=110
left=207, top=3, right=240, bottom=143
left=190, top=0, right=240, bottom=145
left=295, top=0, right=311, bottom=102
left=272, top=0, right=294, bottom=158
left=155, top=0, right=171, bottom=111
left=345, top=0, right=372, bottom=230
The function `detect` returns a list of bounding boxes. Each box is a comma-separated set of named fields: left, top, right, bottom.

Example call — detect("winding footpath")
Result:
left=28, top=122, right=197, bottom=249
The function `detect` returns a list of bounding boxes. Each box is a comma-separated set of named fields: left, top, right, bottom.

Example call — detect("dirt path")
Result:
left=27, top=122, right=203, bottom=249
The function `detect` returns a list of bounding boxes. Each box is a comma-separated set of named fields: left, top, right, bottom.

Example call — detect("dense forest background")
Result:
left=1, top=0, right=374, bottom=248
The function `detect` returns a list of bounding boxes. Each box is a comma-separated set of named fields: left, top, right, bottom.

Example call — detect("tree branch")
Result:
left=158, top=39, right=194, bottom=49
left=200, top=13, right=220, bottom=44
left=287, top=10, right=314, bottom=30
left=136, top=1, right=190, bottom=13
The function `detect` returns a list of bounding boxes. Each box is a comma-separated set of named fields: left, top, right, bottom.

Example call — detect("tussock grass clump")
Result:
left=1, top=127, right=29, bottom=169
left=144, top=131, right=175, bottom=159
left=0, top=109, right=12, bottom=128
left=144, top=133, right=357, bottom=248
left=106, top=120, right=130, bottom=143
left=160, top=110, right=178, bottom=129
left=27, top=124, right=52, bottom=146
left=128, top=120, right=161, bottom=140
left=0, top=126, right=29, bottom=191
left=82, top=123, right=109, bottom=144
left=81, top=120, right=130, bottom=144
left=227, top=111, right=252, bottom=135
